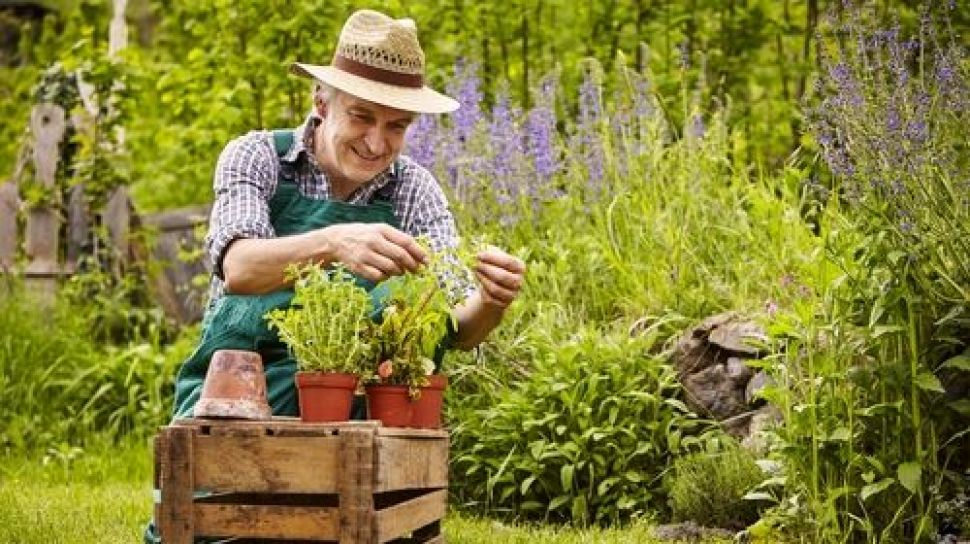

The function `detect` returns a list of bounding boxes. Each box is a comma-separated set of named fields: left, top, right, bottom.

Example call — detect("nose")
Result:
left=363, top=127, right=388, bottom=156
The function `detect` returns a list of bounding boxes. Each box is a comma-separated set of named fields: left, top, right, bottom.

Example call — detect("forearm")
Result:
left=222, top=230, right=335, bottom=294
left=452, top=291, right=507, bottom=350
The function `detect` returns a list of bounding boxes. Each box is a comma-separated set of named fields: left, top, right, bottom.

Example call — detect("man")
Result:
left=170, top=9, right=526, bottom=419
left=145, top=10, right=524, bottom=542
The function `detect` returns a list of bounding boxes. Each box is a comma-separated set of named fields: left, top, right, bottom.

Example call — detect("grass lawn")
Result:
left=0, top=439, right=729, bottom=543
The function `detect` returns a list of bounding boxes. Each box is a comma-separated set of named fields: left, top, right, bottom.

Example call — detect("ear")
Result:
left=315, top=98, right=328, bottom=118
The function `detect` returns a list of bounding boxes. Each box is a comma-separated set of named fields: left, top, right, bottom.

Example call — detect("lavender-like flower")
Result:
left=526, top=75, right=559, bottom=179
left=405, top=114, right=439, bottom=170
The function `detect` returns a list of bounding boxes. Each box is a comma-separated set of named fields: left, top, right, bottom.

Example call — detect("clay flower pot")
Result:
left=366, top=375, right=448, bottom=429
left=410, top=374, right=448, bottom=429
left=295, top=371, right=358, bottom=422
left=194, top=350, right=272, bottom=420
left=365, top=384, right=413, bottom=427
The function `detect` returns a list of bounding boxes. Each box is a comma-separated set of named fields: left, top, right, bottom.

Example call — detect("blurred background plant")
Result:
left=0, top=0, right=967, bottom=541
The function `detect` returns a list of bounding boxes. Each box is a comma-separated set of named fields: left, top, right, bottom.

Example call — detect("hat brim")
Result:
left=291, top=62, right=459, bottom=114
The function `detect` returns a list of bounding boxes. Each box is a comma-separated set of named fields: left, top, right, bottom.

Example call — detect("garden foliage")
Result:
left=0, top=1, right=967, bottom=541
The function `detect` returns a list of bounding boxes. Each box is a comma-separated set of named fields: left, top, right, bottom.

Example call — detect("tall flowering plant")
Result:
left=809, top=3, right=969, bottom=312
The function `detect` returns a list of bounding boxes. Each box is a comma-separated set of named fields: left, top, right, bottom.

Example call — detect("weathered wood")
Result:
left=374, top=489, right=447, bottom=543
left=65, top=183, right=88, bottom=273
left=25, top=104, right=65, bottom=297
left=375, top=436, right=449, bottom=492
left=141, top=204, right=211, bottom=324
left=340, top=428, right=376, bottom=543
left=194, top=435, right=341, bottom=494
left=156, top=418, right=448, bottom=542
left=193, top=504, right=338, bottom=540
left=0, top=182, right=18, bottom=271
left=104, top=186, right=131, bottom=265
left=109, top=0, right=128, bottom=58
left=29, top=104, right=64, bottom=190
left=158, top=426, right=195, bottom=544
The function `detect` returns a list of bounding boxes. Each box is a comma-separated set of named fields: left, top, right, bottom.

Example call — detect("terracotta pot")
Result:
left=365, top=384, right=413, bottom=427
left=194, top=350, right=272, bottom=420
left=410, top=374, right=448, bottom=429
left=295, top=371, right=358, bottom=422
left=366, top=375, right=449, bottom=428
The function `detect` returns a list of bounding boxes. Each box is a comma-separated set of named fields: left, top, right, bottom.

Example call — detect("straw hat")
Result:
left=292, top=10, right=459, bottom=114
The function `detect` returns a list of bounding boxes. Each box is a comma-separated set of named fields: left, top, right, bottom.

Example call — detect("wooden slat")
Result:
left=104, top=186, right=131, bottom=264
left=374, top=489, right=447, bottom=543
left=0, top=182, right=18, bottom=270
left=193, top=504, right=338, bottom=540
left=340, top=428, right=375, bottom=543
left=25, top=104, right=64, bottom=288
left=375, top=436, right=449, bottom=492
left=376, top=427, right=449, bottom=439
left=65, top=183, right=88, bottom=272
left=194, top=435, right=341, bottom=493
left=141, top=204, right=211, bottom=231
left=158, top=426, right=195, bottom=544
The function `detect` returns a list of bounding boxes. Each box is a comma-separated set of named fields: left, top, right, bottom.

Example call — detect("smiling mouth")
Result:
left=352, top=147, right=382, bottom=162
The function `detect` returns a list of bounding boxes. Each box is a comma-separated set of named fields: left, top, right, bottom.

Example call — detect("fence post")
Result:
left=0, top=182, right=18, bottom=272
left=24, top=103, right=65, bottom=301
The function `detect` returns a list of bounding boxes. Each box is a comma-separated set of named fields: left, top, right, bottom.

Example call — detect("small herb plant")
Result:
left=369, top=237, right=480, bottom=396
left=265, top=263, right=374, bottom=374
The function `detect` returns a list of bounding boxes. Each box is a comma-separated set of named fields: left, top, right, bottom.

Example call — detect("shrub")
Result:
left=667, top=441, right=764, bottom=530
left=450, top=323, right=716, bottom=525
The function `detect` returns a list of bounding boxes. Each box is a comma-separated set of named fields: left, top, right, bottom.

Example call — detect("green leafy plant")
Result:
left=265, top=264, right=374, bottom=374
left=369, top=238, right=477, bottom=396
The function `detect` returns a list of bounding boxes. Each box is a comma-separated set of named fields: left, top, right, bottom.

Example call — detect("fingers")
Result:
left=474, top=260, right=524, bottom=292
left=474, top=248, right=526, bottom=308
left=379, top=225, right=428, bottom=266
left=478, top=247, right=526, bottom=275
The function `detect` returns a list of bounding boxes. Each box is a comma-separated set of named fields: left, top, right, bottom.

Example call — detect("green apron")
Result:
left=171, top=130, right=401, bottom=419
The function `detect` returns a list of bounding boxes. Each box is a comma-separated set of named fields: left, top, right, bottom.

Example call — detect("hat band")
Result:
left=333, top=54, right=424, bottom=89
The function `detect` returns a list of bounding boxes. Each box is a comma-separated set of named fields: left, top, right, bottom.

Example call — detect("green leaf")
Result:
left=949, top=399, right=970, bottom=416
left=561, top=464, right=575, bottom=490
left=548, top=495, right=570, bottom=512
left=520, top=475, right=537, bottom=495
left=897, top=462, right=921, bottom=494
left=828, top=427, right=852, bottom=441
left=942, top=353, right=970, bottom=372
left=861, top=478, right=894, bottom=502
left=914, top=372, right=945, bottom=393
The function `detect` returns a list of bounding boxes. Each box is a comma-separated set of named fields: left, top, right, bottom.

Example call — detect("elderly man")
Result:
left=169, top=9, right=525, bottom=419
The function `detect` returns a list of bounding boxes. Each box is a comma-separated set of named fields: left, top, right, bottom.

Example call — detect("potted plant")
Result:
left=365, top=241, right=474, bottom=428
left=265, top=264, right=374, bottom=422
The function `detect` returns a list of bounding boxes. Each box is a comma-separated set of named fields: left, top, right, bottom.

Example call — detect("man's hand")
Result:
left=473, top=247, right=526, bottom=309
left=323, top=223, right=428, bottom=283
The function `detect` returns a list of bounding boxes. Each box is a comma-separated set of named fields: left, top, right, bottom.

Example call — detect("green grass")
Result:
left=0, top=441, right=730, bottom=543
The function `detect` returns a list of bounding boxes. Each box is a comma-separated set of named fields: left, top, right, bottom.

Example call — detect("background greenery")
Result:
left=1, top=0, right=968, bottom=542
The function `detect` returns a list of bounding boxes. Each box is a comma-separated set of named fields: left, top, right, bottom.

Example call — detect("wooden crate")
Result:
left=154, top=418, right=448, bottom=543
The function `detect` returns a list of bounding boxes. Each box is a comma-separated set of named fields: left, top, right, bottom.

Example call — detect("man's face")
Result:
left=313, top=91, right=414, bottom=188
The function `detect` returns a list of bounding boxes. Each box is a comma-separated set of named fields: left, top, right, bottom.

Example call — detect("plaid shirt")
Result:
left=204, top=115, right=461, bottom=305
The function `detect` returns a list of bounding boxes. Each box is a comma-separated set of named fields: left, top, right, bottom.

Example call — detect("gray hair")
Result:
left=313, top=82, right=340, bottom=104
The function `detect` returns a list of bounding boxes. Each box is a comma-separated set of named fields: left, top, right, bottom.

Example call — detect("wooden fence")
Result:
left=0, top=102, right=211, bottom=324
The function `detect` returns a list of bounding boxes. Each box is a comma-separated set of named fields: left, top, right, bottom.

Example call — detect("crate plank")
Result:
left=340, top=428, right=376, bottom=543
left=158, top=427, right=195, bottom=544
left=194, top=435, right=340, bottom=493
left=375, top=437, right=449, bottom=492
left=374, top=489, right=447, bottom=543
left=194, top=504, right=338, bottom=540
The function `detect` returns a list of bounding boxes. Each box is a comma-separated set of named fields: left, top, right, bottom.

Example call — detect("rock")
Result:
left=727, top=357, right=754, bottom=384
left=744, top=371, right=774, bottom=405
left=669, top=313, right=777, bottom=444
left=652, top=522, right=735, bottom=542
